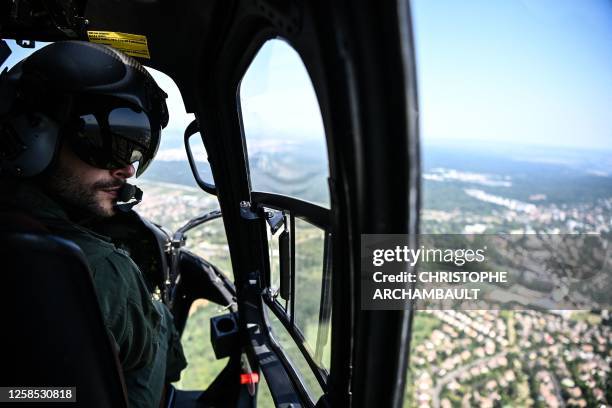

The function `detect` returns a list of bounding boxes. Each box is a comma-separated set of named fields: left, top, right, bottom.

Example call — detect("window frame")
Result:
left=252, top=191, right=332, bottom=393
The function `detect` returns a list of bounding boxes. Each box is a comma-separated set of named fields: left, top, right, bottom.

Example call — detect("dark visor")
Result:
left=68, top=106, right=160, bottom=177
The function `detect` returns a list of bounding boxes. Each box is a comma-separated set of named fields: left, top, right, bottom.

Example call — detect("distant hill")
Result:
left=142, top=160, right=200, bottom=189
left=144, top=141, right=612, bottom=209
left=144, top=147, right=330, bottom=206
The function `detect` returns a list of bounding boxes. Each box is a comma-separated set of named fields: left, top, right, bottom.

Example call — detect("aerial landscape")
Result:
left=136, top=139, right=611, bottom=407
left=408, top=143, right=611, bottom=408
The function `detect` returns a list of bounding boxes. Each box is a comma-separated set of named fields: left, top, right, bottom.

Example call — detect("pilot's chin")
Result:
left=97, top=200, right=117, bottom=218
left=107, top=203, right=119, bottom=217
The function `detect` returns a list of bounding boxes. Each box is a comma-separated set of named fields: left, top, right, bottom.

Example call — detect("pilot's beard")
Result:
left=44, top=161, right=115, bottom=219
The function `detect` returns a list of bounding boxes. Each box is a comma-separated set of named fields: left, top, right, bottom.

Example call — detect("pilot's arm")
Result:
left=92, top=253, right=160, bottom=372
left=91, top=250, right=188, bottom=408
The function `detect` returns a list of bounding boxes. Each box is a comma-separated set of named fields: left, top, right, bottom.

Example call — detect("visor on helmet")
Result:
left=67, top=104, right=160, bottom=177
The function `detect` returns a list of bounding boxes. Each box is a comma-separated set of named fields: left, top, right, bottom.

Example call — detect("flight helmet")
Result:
left=0, top=41, right=168, bottom=178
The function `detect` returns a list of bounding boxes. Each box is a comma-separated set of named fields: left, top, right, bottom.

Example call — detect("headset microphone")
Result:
left=114, top=183, right=143, bottom=212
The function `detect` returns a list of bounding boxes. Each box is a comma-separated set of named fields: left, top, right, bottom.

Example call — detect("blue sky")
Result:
left=2, top=0, right=611, bottom=151
left=412, top=0, right=612, bottom=150
left=240, top=39, right=327, bottom=149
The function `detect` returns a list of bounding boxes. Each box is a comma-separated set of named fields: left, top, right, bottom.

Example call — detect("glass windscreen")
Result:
left=406, top=1, right=612, bottom=407
left=240, top=39, right=330, bottom=207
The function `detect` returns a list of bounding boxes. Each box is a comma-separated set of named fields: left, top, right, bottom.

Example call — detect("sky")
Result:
left=239, top=39, right=327, bottom=151
left=2, top=0, right=611, bottom=151
left=412, top=0, right=612, bottom=150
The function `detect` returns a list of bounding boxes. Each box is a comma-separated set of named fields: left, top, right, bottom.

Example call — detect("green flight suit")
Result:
left=1, top=182, right=187, bottom=407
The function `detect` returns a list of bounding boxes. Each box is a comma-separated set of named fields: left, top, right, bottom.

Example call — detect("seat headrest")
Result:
left=0, top=211, right=49, bottom=233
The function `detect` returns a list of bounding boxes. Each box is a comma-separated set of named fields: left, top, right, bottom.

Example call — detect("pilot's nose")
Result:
left=110, top=163, right=136, bottom=179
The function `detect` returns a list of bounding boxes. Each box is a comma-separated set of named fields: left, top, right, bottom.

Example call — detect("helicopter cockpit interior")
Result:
left=1, top=1, right=610, bottom=408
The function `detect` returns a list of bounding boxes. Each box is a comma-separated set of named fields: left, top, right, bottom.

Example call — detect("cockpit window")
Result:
left=239, top=39, right=330, bottom=208
left=0, top=40, right=47, bottom=70
left=407, top=1, right=612, bottom=407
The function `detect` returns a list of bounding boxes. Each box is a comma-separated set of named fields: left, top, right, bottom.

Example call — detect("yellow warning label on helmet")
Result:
left=87, top=31, right=151, bottom=59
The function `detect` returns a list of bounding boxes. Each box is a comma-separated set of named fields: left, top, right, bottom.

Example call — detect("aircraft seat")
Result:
left=0, top=212, right=129, bottom=407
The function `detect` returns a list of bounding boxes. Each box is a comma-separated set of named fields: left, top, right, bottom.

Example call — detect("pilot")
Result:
left=0, top=41, right=186, bottom=407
